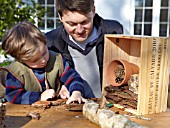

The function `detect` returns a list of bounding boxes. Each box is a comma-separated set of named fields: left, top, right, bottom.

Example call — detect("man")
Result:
left=45, top=0, right=123, bottom=98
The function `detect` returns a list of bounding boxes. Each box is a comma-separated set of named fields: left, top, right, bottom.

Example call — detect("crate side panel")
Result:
left=137, top=38, right=151, bottom=115
left=156, top=38, right=169, bottom=113
left=161, top=38, right=170, bottom=112
left=138, top=37, right=169, bottom=115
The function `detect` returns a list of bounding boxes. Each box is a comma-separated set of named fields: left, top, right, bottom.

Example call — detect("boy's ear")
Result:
left=92, top=6, right=96, bottom=18
left=58, top=13, right=62, bottom=22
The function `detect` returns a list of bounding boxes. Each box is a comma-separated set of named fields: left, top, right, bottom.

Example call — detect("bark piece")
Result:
left=27, top=112, right=40, bottom=120
left=32, top=101, right=51, bottom=108
left=66, top=102, right=84, bottom=111
left=104, top=85, right=138, bottom=110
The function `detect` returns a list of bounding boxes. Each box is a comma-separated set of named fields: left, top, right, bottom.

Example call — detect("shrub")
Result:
left=0, top=0, right=45, bottom=66
left=0, top=0, right=45, bottom=40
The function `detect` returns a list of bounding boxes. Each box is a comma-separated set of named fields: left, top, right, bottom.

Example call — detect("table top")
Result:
left=5, top=101, right=170, bottom=128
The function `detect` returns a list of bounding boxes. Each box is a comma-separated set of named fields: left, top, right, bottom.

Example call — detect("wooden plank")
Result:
left=156, top=38, right=164, bottom=112
left=148, top=38, right=160, bottom=114
left=4, top=101, right=170, bottom=128
left=138, top=37, right=150, bottom=115
left=161, top=38, right=170, bottom=111
left=158, top=37, right=168, bottom=112
left=168, top=91, right=170, bottom=108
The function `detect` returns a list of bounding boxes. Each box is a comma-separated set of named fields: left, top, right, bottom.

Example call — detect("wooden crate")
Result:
left=102, top=35, right=170, bottom=115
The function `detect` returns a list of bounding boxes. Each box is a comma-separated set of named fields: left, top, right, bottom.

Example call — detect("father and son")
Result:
left=1, top=0, right=123, bottom=105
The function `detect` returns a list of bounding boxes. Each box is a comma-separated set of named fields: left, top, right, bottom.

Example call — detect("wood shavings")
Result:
left=124, top=114, right=151, bottom=121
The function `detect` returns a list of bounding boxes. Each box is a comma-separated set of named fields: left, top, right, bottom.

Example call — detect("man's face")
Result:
left=60, top=9, right=95, bottom=43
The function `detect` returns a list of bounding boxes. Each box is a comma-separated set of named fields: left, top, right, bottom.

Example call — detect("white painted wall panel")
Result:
left=95, top=0, right=135, bottom=35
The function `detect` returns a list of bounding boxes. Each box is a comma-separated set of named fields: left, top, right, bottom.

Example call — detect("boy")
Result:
left=1, top=21, right=86, bottom=105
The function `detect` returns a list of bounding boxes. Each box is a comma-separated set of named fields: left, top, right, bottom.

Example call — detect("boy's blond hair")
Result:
left=2, top=21, right=46, bottom=62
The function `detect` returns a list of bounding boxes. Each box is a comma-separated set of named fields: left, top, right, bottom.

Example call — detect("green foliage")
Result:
left=0, top=0, right=45, bottom=66
left=0, top=61, right=12, bottom=67
left=0, top=0, right=45, bottom=40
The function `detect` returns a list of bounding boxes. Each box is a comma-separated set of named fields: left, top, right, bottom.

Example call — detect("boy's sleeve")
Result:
left=5, top=72, right=41, bottom=104
left=60, top=57, right=84, bottom=96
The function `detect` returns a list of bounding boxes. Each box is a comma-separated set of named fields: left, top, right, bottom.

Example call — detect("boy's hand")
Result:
left=59, top=85, right=70, bottom=99
left=41, top=89, right=56, bottom=101
left=66, top=91, right=87, bottom=104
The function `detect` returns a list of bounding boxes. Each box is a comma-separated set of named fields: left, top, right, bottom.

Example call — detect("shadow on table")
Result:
left=5, top=115, right=31, bottom=128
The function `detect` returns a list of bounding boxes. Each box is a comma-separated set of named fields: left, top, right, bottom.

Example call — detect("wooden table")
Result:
left=5, top=102, right=170, bottom=128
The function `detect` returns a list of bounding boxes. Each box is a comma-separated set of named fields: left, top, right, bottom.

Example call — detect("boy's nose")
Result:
left=41, top=58, right=45, bottom=63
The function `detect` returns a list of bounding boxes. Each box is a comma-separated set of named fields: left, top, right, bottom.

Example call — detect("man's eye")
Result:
left=81, top=21, right=88, bottom=25
left=82, top=19, right=91, bottom=25
left=68, top=22, right=76, bottom=26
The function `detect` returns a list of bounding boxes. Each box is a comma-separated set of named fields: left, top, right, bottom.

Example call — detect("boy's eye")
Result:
left=31, top=58, right=39, bottom=63
left=32, top=50, right=47, bottom=63
left=32, top=60, right=38, bottom=63
left=42, top=50, right=47, bottom=56
left=31, top=56, right=41, bottom=63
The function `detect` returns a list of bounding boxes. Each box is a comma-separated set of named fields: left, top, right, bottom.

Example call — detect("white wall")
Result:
left=95, top=0, right=135, bottom=35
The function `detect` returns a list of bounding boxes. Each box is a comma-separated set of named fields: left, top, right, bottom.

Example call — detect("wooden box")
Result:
left=102, top=35, right=170, bottom=115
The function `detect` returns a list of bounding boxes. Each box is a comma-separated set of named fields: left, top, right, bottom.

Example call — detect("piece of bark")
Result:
left=32, top=101, right=51, bottom=108
left=0, top=102, right=6, bottom=127
left=118, top=100, right=137, bottom=109
left=66, top=98, right=100, bottom=111
left=104, top=85, right=138, bottom=110
left=105, top=93, right=123, bottom=103
left=32, top=99, right=67, bottom=108
left=50, top=99, right=67, bottom=106
left=128, top=74, right=139, bottom=94
left=27, top=112, right=40, bottom=120
left=66, top=102, right=84, bottom=111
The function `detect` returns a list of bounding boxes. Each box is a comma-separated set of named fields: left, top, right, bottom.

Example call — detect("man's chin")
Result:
left=72, top=34, right=87, bottom=43
left=74, top=38, right=87, bottom=43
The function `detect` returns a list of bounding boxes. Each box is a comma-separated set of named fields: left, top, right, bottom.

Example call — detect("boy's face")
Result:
left=24, top=44, right=49, bottom=69
left=59, top=8, right=95, bottom=43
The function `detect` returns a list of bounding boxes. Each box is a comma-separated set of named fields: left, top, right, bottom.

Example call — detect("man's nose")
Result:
left=76, top=24, right=84, bottom=33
